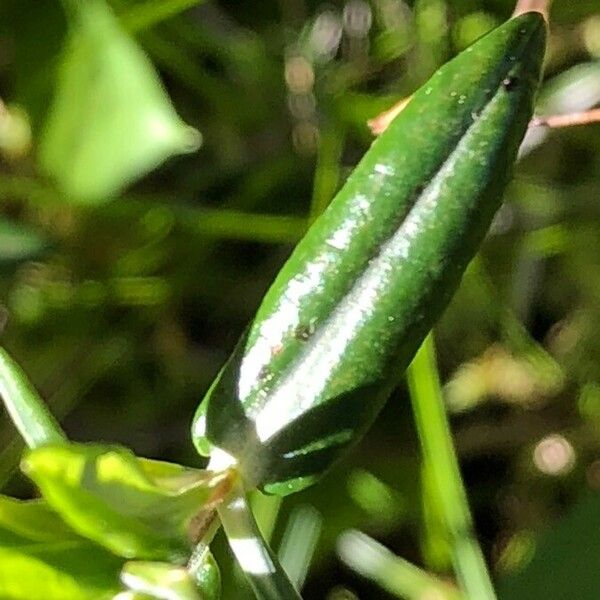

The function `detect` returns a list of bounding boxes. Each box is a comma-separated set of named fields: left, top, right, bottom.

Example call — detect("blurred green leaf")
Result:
left=121, top=561, right=202, bottom=600
left=346, top=469, right=405, bottom=529
left=0, top=488, right=111, bottom=600
left=498, top=494, right=600, bottom=600
left=337, top=530, right=461, bottom=600
left=0, top=541, right=122, bottom=599
left=39, top=0, right=200, bottom=203
left=277, top=504, right=322, bottom=591
left=22, top=443, right=231, bottom=560
left=0, top=495, right=79, bottom=543
left=0, top=219, right=46, bottom=265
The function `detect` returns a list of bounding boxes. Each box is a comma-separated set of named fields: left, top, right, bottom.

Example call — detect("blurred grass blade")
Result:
left=0, top=338, right=128, bottom=489
left=216, top=478, right=301, bottom=600
left=122, top=0, right=207, bottom=33
left=277, top=505, right=322, bottom=590
left=420, top=460, right=453, bottom=570
left=0, top=347, right=67, bottom=448
left=407, top=335, right=496, bottom=599
left=346, top=469, right=406, bottom=527
left=40, top=0, right=200, bottom=203
left=337, top=529, right=461, bottom=600
left=309, top=125, right=344, bottom=223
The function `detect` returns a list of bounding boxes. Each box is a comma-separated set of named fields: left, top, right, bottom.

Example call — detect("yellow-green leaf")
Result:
left=22, top=443, right=231, bottom=560
left=0, top=541, right=122, bottom=599
left=39, top=0, right=200, bottom=203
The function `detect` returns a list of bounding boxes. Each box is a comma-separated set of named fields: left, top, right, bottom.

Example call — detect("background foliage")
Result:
left=0, top=0, right=599, bottom=598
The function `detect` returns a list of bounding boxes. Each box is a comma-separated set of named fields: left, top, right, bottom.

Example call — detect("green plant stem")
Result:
left=406, top=334, right=497, bottom=600
left=0, top=348, right=67, bottom=449
left=0, top=339, right=127, bottom=488
left=309, top=124, right=344, bottom=223
left=216, top=479, right=301, bottom=600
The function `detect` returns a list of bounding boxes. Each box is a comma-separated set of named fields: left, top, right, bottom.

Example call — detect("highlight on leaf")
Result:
left=21, top=443, right=234, bottom=560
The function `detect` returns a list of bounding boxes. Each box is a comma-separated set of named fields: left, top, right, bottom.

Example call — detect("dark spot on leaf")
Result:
left=295, top=324, right=312, bottom=341
left=502, top=77, right=518, bottom=91
left=259, top=365, right=270, bottom=380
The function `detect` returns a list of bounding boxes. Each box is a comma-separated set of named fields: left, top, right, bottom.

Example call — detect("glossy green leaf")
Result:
left=193, top=13, right=547, bottom=495
left=0, top=495, right=79, bottom=543
left=0, top=346, right=67, bottom=448
left=121, top=561, right=201, bottom=600
left=22, top=443, right=231, bottom=560
left=39, top=0, right=200, bottom=203
left=0, top=541, right=122, bottom=599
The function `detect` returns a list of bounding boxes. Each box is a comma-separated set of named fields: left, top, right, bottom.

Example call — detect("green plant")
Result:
left=192, top=12, right=545, bottom=500
left=0, top=0, right=598, bottom=598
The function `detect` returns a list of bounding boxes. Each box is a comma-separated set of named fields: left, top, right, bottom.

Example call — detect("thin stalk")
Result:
left=530, top=108, right=600, bottom=129
left=406, top=334, right=497, bottom=600
left=309, top=125, right=344, bottom=223
left=338, top=529, right=462, bottom=600
left=216, top=478, right=301, bottom=600
left=512, top=0, right=551, bottom=20
left=0, top=347, right=66, bottom=449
